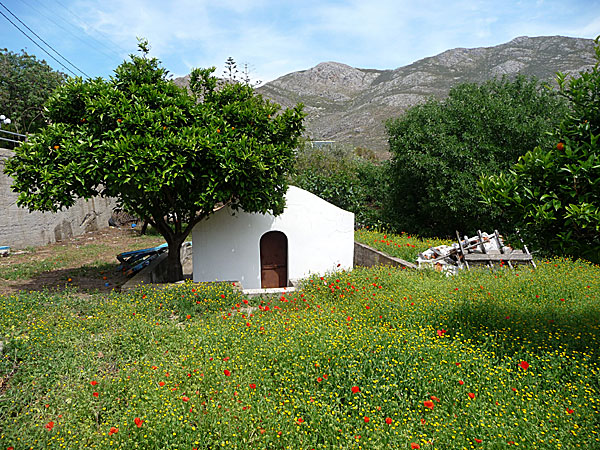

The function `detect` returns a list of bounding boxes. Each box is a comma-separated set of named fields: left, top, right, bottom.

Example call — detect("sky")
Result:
left=1, top=0, right=600, bottom=84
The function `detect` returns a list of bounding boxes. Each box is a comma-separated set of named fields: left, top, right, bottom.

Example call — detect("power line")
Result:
left=0, top=8, right=78, bottom=77
left=0, top=1, right=89, bottom=78
left=53, top=0, right=130, bottom=56
left=20, top=0, right=122, bottom=61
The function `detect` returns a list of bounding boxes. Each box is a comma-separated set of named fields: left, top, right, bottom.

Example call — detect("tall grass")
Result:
left=0, top=233, right=598, bottom=449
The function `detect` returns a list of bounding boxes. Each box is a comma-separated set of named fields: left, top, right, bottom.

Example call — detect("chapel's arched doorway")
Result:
left=260, top=231, right=288, bottom=288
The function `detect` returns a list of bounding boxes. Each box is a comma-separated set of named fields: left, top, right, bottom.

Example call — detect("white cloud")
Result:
left=15, top=0, right=599, bottom=81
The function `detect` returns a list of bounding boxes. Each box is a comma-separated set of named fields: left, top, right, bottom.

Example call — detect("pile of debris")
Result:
left=416, top=230, right=535, bottom=274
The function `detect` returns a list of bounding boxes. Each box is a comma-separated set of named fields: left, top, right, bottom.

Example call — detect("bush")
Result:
left=479, top=40, right=600, bottom=262
left=385, top=75, right=568, bottom=237
left=290, top=143, right=388, bottom=227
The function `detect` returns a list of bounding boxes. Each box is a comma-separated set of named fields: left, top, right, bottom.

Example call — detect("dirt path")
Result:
left=0, top=227, right=165, bottom=296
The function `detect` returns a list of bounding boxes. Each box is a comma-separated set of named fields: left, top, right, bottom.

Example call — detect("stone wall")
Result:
left=0, top=148, right=116, bottom=249
left=353, top=241, right=417, bottom=269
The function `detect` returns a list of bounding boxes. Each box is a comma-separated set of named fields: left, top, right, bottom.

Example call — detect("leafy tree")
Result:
left=385, top=75, right=568, bottom=237
left=5, top=40, right=305, bottom=281
left=0, top=48, right=66, bottom=134
left=479, top=40, right=600, bottom=262
left=290, top=142, right=388, bottom=227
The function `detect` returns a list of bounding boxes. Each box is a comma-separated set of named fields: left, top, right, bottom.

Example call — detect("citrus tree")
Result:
left=479, top=39, right=600, bottom=262
left=5, top=41, right=305, bottom=281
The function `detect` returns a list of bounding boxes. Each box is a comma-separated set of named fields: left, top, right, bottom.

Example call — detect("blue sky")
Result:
left=1, top=0, right=600, bottom=84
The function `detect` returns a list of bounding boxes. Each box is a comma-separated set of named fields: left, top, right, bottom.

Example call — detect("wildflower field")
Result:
left=1, top=231, right=599, bottom=449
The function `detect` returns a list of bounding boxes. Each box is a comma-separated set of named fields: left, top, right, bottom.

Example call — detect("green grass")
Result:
left=0, top=259, right=60, bottom=280
left=0, top=231, right=599, bottom=449
left=355, top=228, right=453, bottom=262
left=0, top=236, right=164, bottom=281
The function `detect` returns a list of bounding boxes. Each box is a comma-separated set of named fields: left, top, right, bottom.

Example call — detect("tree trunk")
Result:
left=165, top=239, right=185, bottom=282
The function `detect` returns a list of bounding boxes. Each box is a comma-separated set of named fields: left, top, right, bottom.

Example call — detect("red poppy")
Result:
left=430, top=396, right=440, bottom=402
left=411, top=444, right=421, bottom=449
left=519, top=361, right=529, bottom=370
left=436, top=329, right=446, bottom=337
left=45, top=421, right=55, bottom=430
left=296, top=417, right=304, bottom=424
left=364, top=416, right=370, bottom=423
left=474, top=438, right=482, bottom=443
left=385, top=417, right=392, bottom=425
left=351, top=386, right=360, bottom=394
left=566, top=408, right=574, bottom=414
left=459, top=380, right=464, bottom=385
left=90, top=380, right=98, bottom=386
left=134, top=417, right=143, bottom=428
left=93, top=392, right=99, bottom=398
left=317, top=377, right=322, bottom=382
left=249, top=383, right=256, bottom=389
left=556, top=142, right=564, bottom=150
left=423, top=400, right=434, bottom=410
left=468, top=392, right=475, bottom=399
left=152, top=366, right=157, bottom=370
left=220, top=294, right=225, bottom=298
left=182, top=396, right=190, bottom=402
left=186, top=314, right=191, bottom=319
left=224, top=369, right=231, bottom=376
left=159, top=381, right=165, bottom=387
left=108, top=426, right=118, bottom=435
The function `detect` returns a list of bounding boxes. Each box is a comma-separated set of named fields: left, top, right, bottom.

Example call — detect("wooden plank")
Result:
left=494, top=229, right=513, bottom=269
left=464, top=253, right=533, bottom=262
left=456, top=231, right=469, bottom=269
left=477, top=230, right=493, bottom=268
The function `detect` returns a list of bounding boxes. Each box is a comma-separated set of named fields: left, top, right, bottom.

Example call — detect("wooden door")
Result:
left=260, top=231, right=288, bottom=288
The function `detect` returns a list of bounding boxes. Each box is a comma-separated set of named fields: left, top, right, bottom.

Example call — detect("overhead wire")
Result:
left=0, top=1, right=90, bottom=78
left=53, top=0, right=130, bottom=56
left=0, top=8, right=79, bottom=77
left=19, top=0, right=122, bottom=62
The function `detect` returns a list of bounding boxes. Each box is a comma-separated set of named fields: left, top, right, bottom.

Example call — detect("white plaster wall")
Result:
left=192, top=186, right=354, bottom=289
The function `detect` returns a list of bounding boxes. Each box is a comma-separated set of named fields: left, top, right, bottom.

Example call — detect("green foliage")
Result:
left=479, top=40, right=600, bottom=263
left=4, top=41, right=305, bottom=280
left=386, top=75, right=568, bottom=237
left=0, top=48, right=66, bottom=134
left=1, top=256, right=599, bottom=448
left=290, top=143, right=388, bottom=227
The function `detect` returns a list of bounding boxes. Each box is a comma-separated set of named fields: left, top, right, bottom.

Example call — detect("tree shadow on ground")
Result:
left=0, top=262, right=129, bottom=296
left=444, top=301, right=600, bottom=366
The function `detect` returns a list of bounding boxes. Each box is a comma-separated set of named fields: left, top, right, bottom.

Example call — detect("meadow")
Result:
left=0, top=230, right=599, bottom=449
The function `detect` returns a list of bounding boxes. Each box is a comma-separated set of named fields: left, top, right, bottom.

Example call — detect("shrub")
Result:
left=385, top=75, right=568, bottom=237
left=479, top=40, right=600, bottom=262
left=290, top=143, right=388, bottom=227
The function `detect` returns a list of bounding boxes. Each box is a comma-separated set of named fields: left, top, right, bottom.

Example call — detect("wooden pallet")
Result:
left=456, top=230, right=536, bottom=270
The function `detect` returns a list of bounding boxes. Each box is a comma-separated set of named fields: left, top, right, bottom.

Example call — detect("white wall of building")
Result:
left=192, top=186, right=354, bottom=289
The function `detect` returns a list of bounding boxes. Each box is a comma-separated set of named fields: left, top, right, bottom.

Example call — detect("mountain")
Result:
left=255, top=36, right=596, bottom=153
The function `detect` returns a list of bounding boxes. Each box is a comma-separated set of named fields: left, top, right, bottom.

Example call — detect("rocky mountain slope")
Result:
left=255, top=36, right=596, bottom=153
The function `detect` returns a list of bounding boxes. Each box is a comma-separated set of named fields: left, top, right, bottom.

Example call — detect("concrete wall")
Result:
left=0, top=148, right=116, bottom=249
left=354, top=241, right=417, bottom=269
left=192, top=186, right=355, bottom=289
